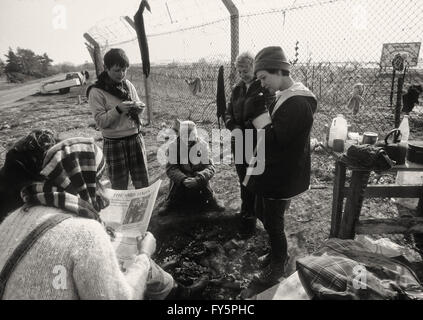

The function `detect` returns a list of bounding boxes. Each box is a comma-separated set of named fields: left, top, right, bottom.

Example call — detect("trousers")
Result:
left=255, top=196, right=290, bottom=264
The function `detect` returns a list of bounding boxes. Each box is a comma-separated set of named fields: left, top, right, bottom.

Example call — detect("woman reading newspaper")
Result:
left=0, top=137, right=207, bottom=300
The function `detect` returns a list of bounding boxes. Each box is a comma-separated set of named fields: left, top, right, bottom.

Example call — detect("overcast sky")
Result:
left=1, top=0, right=422, bottom=66
left=0, top=0, right=138, bottom=65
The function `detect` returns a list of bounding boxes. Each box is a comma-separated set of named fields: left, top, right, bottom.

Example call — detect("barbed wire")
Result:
left=88, top=0, right=351, bottom=48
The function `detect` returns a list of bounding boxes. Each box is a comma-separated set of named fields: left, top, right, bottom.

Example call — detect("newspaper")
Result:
left=100, top=179, right=162, bottom=270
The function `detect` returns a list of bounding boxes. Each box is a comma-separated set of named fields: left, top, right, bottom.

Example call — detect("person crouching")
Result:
left=159, top=120, right=225, bottom=216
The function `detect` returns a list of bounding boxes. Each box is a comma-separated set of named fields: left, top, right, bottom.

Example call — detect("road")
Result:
left=0, top=74, right=65, bottom=108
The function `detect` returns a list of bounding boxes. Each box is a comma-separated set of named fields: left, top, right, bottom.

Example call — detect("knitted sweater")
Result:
left=88, top=80, right=143, bottom=139
left=0, top=205, right=150, bottom=300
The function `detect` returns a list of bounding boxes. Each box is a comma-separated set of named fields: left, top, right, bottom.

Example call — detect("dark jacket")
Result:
left=225, top=79, right=272, bottom=131
left=247, top=92, right=318, bottom=199
left=0, top=150, right=41, bottom=222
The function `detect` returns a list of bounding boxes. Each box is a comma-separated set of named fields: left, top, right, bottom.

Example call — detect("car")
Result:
left=40, top=72, right=86, bottom=94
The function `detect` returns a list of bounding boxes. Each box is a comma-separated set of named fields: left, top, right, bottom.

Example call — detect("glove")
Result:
left=252, top=112, right=272, bottom=129
left=243, top=92, right=268, bottom=125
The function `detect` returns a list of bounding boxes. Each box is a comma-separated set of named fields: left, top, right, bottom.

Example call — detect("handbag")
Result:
left=345, top=144, right=395, bottom=171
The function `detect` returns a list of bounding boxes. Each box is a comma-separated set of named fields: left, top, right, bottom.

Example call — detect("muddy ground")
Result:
left=1, top=83, right=422, bottom=300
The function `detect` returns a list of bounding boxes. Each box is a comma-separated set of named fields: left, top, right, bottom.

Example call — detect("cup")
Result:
left=333, top=139, right=345, bottom=152
left=362, top=132, right=378, bottom=145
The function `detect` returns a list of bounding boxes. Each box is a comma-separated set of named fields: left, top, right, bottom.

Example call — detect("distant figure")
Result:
left=185, top=77, right=202, bottom=95
left=347, top=83, right=365, bottom=115
left=159, top=120, right=225, bottom=216
left=84, top=70, right=90, bottom=81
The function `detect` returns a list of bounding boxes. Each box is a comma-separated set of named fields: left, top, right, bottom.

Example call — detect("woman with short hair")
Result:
left=225, top=52, right=271, bottom=238
left=87, top=48, right=149, bottom=190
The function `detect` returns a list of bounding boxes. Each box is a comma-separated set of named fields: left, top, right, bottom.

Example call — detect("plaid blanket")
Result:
left=297, top=238, right=423, bottom=300
left=21, top=137, right=108, bottom=223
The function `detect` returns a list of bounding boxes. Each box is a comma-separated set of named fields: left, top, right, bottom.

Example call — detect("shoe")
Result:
left=239, top=217, right=256, bottom=239
left=165, top=277, right=209, bottom=300
left=205, top=198, right=225, bottom=212
left=257, top=253, right=271, bottom=269
left=252, top=259, right=289, bottom=286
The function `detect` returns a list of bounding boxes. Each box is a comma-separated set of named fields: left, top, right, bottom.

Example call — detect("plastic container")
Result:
left=395, top=118, right=422, bottom=209
left=398, top=115, right=410, bottom=142
left=328, top=114, right=348, bottom=148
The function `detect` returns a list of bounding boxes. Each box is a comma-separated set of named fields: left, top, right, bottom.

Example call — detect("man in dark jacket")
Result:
left=244, top=46, right=317, bottom=285
left=159, top=120, right=225, bottom=215
left=225, top=52, right=272, bottom=238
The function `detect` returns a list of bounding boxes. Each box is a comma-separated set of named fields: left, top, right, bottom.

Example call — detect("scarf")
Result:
left=272, top=82, right=317, bottom=117
left=86, top=71, right=131, bottom=101
left=21, top=137, right=109, bottom=225
left=87, top=71, right=140, bottom=129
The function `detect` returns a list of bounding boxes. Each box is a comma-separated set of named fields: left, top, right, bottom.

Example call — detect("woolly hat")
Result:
left=254, top=46, right=291, bottom=74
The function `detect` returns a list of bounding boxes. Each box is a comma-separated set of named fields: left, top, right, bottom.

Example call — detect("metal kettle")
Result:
left=375, top=129, right=408, bottom=165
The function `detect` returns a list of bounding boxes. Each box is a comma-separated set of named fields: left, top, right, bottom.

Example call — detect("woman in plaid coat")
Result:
left=88, top=48, right=149, bottom=190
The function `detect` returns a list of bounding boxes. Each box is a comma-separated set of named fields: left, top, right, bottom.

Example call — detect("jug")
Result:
left=375, top=129, right=407, bottom=165
left=328, top=114, right=348, bottom=148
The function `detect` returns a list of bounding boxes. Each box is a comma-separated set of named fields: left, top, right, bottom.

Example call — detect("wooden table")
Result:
left=330, top=157, right=423, bottom=239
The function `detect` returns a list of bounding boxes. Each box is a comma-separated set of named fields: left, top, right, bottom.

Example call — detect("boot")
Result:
left=204, top=197, right=225, bottom=213
left=239, top=216, right=256, bottom=239
left=257, top=252, right=271, bottom=269
left=165, top=277, right=208, bottom=300
left=252, top=257, right=289, bottom=286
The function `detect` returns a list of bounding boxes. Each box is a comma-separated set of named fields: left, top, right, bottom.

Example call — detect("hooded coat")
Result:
left=245, top=82, right=318, bottom=199
left=165, top=137, right=216, bottom=208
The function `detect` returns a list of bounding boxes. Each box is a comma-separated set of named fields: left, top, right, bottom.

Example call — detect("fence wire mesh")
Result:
left=86, top=0, right=423, bottom=249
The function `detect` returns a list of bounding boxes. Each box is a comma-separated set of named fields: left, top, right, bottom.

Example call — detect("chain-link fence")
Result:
left=119, top=0, right=423, bottom=139
left=86, top=0, right=423, bottom=251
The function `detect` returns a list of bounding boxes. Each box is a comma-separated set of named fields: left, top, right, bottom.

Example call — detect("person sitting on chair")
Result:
left=159, top=120, right=225, bottom=216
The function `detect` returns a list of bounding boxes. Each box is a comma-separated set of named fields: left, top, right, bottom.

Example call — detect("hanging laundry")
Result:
left=185, top=77, right=203, bottom=95
left=347, top=82, right=365, bottom=115
left=134, top=0, right=151, bottom=78
left=216, top=66, right=226, bottom=122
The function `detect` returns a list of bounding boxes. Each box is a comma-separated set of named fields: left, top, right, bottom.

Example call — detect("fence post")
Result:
left=84, top=42, right=95, bottom=64
left=395, top=77, right=403, bottom=128
left=222, top=0, right=239, bottom=87
left=83, top=33, right=104, bottom=77
left=124, top=15, right=153, bottom=125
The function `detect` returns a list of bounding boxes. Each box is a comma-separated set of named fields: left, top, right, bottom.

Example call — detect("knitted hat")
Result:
left=254, top=46, right=291, bottom=74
